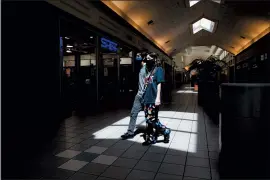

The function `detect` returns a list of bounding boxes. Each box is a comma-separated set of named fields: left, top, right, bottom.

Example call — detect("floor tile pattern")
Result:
left=23, top=85, right=220, bottom=179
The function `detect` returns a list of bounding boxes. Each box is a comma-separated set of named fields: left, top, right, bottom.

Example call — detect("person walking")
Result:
left=141, top=52, right=171, bottom=145
left=121, top=53, right=147, bottom=139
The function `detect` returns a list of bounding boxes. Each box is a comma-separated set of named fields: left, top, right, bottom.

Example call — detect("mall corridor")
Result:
left=2, top=1, right=270, bottom=179
left=21, top=85, right=219, bottom=180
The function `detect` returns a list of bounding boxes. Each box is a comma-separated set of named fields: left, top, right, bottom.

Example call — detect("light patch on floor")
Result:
left=90, top=111, right=199, bottom=153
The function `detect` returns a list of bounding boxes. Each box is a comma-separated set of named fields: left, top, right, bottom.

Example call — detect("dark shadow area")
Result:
left=218, top=84, right=270, bottom=178
left=2, top=1, right=63, bottom=178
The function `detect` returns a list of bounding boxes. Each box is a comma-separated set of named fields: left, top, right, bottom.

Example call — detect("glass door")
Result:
left=119, top=46, right=134, bottom=107
left=99, top=37, right=119, bottom=110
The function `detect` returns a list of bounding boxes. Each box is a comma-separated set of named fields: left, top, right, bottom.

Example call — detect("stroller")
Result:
left=135, top=121, right=171, bottom=145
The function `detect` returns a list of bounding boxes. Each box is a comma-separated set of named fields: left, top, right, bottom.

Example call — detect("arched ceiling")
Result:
left=102, top=0, right=270, bottom=60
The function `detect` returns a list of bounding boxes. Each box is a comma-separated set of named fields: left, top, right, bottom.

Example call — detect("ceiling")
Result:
left=102, top=0, right=270, bottom=67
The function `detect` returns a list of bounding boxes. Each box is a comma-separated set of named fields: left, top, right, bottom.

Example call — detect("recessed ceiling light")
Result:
left=67, top=45, right=73, bottom=48
left=65, top=37, right=70, bottom=39
left=66, top=50, right=72, bottom=53
left=90, top=36, right=93, bottom=39
left=147, top=20, right=154, bottom=25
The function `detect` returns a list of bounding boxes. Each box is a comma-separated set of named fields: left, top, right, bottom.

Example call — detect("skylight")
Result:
left=189, top=0, right=200, bottom=7
left=189, top=0, right=221, bottom=7
left=192, top=18, right=215, bottom=34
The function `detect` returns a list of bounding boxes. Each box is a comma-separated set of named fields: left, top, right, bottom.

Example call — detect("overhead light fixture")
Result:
left=147, top=20, right=154, bottom=25
left=192, top=18, right=215, bottom=34
left=189, top=0, right=200, bottom=7
left=65, top=37, right=70, bottom=39
left=90, top=36, right=93, bottom=39
left=66, top=50, right=72, bottom=53
left=189, top=0, right=221, bottom=7
left=67, top=45, right=73, bottom=48
left=212, top=0, right=221, bottom=4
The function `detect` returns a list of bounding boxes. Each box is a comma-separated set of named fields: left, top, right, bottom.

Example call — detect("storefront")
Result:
left=60, top=18, right=98, bottom=116
left=59, top=14, right=139, bottom=116
left=234, top=33, right=270, bottom=83
left=99, top=37, right=135, bottom=110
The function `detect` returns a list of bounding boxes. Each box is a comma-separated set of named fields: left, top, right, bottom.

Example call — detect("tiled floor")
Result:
left=33, top=85, right=220, bottom=180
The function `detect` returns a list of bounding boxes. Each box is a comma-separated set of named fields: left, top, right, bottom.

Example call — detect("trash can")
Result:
left=219, top=83, right=270, bottom=178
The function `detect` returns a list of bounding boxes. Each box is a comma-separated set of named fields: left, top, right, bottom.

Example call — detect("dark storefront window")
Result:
left=234, top=33, right=270, bottom=83
left=60, top=19, right=97, bottom=116
left=99, top=36, right=134, bottom=109
left=99, top=37, right=119, bottom=109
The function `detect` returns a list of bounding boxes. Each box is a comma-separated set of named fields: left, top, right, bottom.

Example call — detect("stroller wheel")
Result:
left=164, top=135, right=170, bottom=143
left=142, top=140, right=152, bottom=146
left=164, top=129, right=171, bottom=143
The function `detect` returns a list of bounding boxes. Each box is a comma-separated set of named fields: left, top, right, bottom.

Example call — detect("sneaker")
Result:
left=121, top=132, right=134, bottom=140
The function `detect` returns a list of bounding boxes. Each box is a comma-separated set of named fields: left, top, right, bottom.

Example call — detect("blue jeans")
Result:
left=127, top=95, right=143, bottom=134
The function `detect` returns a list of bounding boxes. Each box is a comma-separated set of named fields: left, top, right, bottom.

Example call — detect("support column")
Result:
left=96, top=36, right=100, bottom=104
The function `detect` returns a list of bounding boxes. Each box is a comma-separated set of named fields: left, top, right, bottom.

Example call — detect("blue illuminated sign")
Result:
left=101, top=37, right=118, bottom=52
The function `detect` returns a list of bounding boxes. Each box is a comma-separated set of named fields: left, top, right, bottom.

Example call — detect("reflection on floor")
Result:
left=31, top=85, right=220, bottom=180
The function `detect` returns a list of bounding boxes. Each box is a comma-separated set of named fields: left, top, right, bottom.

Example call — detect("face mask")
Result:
left=146, top=60, right=155, bottom=70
